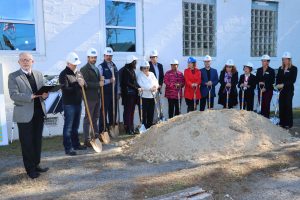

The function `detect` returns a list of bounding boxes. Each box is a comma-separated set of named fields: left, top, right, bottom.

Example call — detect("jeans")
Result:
left=63, top=104, right=82, bottom=152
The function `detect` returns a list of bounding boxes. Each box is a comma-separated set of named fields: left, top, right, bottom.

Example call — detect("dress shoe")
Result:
left=65, top=150, right=77, bottom=156
left=74, top=145, right=87, bottom=150
left=84, top=141, right=92, bottom=148
left=27, top=171, right=40, bottom=179
left=36, top=166, right=49, bottom=173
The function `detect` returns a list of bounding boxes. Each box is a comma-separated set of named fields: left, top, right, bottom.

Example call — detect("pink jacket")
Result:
left=164, top=69, right=185, bottom=99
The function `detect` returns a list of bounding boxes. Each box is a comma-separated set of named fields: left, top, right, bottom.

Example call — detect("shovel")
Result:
left=241, top=87, right=246, bottom=110
left=138, top=91, right=147, bottom=134
left=225, top=86, right=231, bottom=109
left=193, top=87, right=197, bottom=111
left=109, top=70, right=119, bottom=138
left=99, top=76, right=110, bottom=144
left=207, top=85, right=212, bottom=109
left=157, top=91, right=166, bottom=121
left=258, top=83, right=265, bottom=114
left=270, top=87, right=281, bottom=125
left=152, top=91, right=162, bottom=124
left=81, top=85, right=102, bottom=153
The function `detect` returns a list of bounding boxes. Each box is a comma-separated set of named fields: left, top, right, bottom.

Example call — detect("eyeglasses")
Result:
left=20, top=58, right=32, bottom=62
left=143, top=67, right=150, bottom=70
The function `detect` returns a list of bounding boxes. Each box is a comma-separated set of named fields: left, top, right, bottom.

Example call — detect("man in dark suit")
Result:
left=149, top=50, right=164, bottom=91
left=80, top=48, right=104, bottom=147
left=200, top=55, right=219, bottom=111
left=8, top=52, right=49, bottom=179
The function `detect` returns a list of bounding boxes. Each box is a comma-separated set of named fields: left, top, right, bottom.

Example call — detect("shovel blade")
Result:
left=270, top=117, right=280, bottom=125
left=90, top=138, right=102, bottom=153
left=109, top=125, right=119, bottom=139
left=99, top=131, right=110, bottom=144
left=138, top=124, right=147, bottom=134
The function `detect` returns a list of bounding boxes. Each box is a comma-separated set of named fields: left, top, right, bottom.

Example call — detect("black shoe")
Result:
left=65, top=150, right=77, bottom=156
left=74, top=145, right=87, bottom=150
left=27, top=171, right=40, bottom=179
left=84, top=141, right=92, bottom=148
left=36, top=166, right=49, bottom=173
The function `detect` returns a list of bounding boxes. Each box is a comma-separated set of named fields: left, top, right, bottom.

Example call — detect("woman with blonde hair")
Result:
left=218, top=59, right=238, bottom=108
left=276, top=52, right=298, bottom=129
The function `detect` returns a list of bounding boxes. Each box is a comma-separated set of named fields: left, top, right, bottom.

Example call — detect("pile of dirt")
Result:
left=126, top=110, right=292, bottom=163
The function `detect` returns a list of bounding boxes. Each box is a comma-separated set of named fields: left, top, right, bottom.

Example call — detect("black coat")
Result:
left=256, top=66, right=275, bottom=91
left=121, top=65, right=140, bottom=104
left=238, top=73, right=257, bottom=97
left=149, top=61, right=164, bottom=86
left=276, top=65, right=298, bottom=94
left=80, top=63, right=100, bottom=101
left=218, top=70, right=238, bottom=107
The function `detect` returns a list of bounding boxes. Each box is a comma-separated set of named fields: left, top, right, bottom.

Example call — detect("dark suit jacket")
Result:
left=80, top=63, right=100, bottom=101
left=256, top=66, right=275, bottom=91
left=149, top=61, right=164, bottom=86
left=200, top=67, right=219, bottom=97
left=276, top=65, right=298, bottom=94
left=238, top=73, right=257, bottom=97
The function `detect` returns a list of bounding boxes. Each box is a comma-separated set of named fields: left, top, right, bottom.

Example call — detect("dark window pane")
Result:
left=106, top=0, right=136, bottom=27
left=106, top=28, right=135, bottom=52
left=0, top=23, right=36, bottom=51
left=0, top=0, right=34, bottom=21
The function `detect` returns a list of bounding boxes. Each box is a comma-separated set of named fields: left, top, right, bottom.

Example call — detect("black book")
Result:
left=35, top=85, right=62, bottom=95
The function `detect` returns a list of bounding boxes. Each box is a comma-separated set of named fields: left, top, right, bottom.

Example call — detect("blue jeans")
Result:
left=63, top=104, right=81, bottom=152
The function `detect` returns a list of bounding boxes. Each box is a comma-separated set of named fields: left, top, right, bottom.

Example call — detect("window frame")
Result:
left=250, top=0, right=278, bottom=57
left=0, top=0, right=45, bottom=55
left=100, top=0, right=142, bottom=55
left=182, top=0, right=217, bottom=57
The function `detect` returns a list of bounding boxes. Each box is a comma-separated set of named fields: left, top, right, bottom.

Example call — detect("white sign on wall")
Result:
left=0, top=64, right=8, bottom=146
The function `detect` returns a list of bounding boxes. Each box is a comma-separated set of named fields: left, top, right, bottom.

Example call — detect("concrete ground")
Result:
left=0, top=120, right=299, bottom=200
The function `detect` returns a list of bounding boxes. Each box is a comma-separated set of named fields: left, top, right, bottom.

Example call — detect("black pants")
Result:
left=200, top=96, right=214, bottom=111
left=168, top=98, right=181, bottom=118
left=17, top=112, right=44, bottom=174
left=185, top=98, right=199, bottom=113
left=99, top=94, right=117, bottom=132
left=279, top=91, right=294, bottom=128
left=239, top=93, right=254, bottom=111
left=141, top=98, right=155, bottom=129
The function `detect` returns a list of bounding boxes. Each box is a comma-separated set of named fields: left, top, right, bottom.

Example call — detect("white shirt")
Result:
left=137, top=72, right=159, bottom=99
left=21, top=68, right=32, bottom=75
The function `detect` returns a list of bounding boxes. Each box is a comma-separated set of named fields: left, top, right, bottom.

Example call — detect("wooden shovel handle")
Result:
left=81, top=85, right=95, bottom=136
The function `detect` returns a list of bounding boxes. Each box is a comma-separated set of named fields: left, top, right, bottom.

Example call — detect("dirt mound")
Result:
left=126, top=110, right=292, bottom=163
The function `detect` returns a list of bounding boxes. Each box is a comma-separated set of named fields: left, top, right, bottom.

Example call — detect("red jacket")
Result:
left=164, top=70, right=185, bottom=99
left=184, top=68, right=202, bottom=100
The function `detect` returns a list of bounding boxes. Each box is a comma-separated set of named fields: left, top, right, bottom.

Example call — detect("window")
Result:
left=105, top=0, right=136, bottom=52
left=251, top=1, right=278, bottom=57
left=183, top=0, right=216, bottom=57
left=0, top=0, right=36, bottom=51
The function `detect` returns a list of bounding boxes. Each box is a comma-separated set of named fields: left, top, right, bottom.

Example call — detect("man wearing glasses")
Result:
left=8, top=52, right=49, bottom=179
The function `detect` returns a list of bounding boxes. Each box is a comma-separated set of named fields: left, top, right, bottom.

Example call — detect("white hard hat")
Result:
left=86, top=48, right=98, bottom=57
left=243, top=62, right=254, bottom=69
left=170, top=59, right=179, bottom=65
left=261, top=54, right=270, bottom=61
left=150, top=50, right=158, bottom=57
left=103, top=47, right=113, bottom=56
left=203, top=55, right=212, bottom=61
left=282, top=51, right=292, bottom=59
left=140, top=60, right=150, bottom=67
left=225, top=59, right=235, bottom=66
left=66, top=52, right=81, bottom=65
left=126, top=55, right=138, bottom=64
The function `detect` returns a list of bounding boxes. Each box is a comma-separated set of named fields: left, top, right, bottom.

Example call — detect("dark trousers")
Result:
left=99, top=94, right=117, bottom=133
left=239, top=93, right=254, bottom=111
left=258, top=90, right=273, bottom=118
left=124, top=94, right=137, bottom=131
left=17, top=112, right=44, bottom=174
left=141, top=98, right=155, bottom=129
left=83, top=100, right=100, bottom=142
left=200, top=96, right=214, bottom=111
left=185, top=98, right=199, bottom=113
left=63, top=104, right=81, bottom=152
left=279, top=91, right=294, bottom=128
left=168, top=98, right=180, bottom=118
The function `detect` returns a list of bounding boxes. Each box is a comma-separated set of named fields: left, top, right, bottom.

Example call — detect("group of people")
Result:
left=8, top=49, right=297, bottom=179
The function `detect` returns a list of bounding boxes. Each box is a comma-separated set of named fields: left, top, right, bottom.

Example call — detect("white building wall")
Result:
left=1, top=0, right=299, bottom=140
